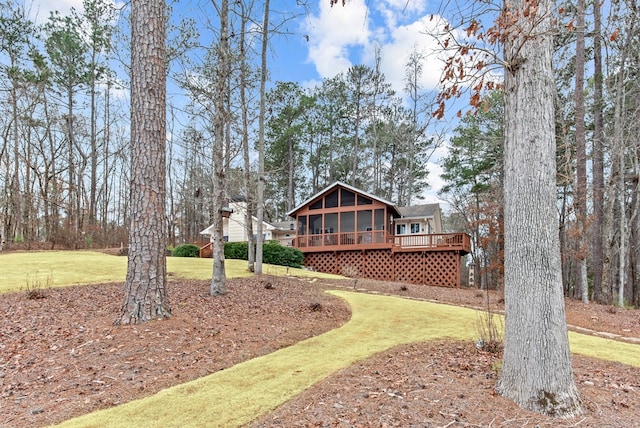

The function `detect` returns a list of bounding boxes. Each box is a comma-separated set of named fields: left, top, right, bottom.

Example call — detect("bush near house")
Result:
left=225, top=242, right=249, bottom=260
left=224, top=240, right=303, bottom=268
left=172, top=244, right=200, bottom=257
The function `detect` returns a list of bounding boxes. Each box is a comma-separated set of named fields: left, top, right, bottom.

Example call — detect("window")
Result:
left=325, top=213, right=338, bottom=233
left=310, top=199, right=323, bottom=210
left=357, top=210, right=372, bottom=231
left=374, top=209, right=385, bottom=230
left=341, top=189, right=355, bottom=206
left=357, top=195, right=372, bottom=205
left=340, top=211, right=355, bottom=232
left=325, top=190, right=338, bottom=208
left=297, top=216, right=307, bottom=235
left=309, top=214, right=322, bottom=234
left=411, top=223, right=421, bottom=234
left=396, top=224, right=406, bottom=235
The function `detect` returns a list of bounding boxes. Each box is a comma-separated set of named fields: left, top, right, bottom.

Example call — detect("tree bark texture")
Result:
left=574, top=0, right=588, bottom=303
left=590, top=0, right=605, bottom=303
left=117, top=0, right=170, bottom=324
left=210, top=0, right=229, bottom=296
left=255, top=0, right=270, bottom=275
left=496, top=0, right=581, bottom=416
left=238, top=3, right=255, bottom=272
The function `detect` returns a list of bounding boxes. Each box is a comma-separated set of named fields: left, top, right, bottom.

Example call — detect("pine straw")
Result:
left=56, top=291, right=640, bottom=428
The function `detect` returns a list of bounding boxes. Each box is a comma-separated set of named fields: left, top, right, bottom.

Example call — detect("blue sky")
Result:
left=29, top=0, right=458, bottom=203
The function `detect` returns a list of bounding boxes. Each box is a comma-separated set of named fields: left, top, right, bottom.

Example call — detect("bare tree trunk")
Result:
left=287, top=136, right=295, bottom=213
left=65, top=81, right=77, bottom=247
left=496, top=0, right=581, bottom=416
left=10, top=71, right=22, bottom=246
left=610, top=19, right=635, bottom=307
left=629, top=163, right=640, bottom=307
left=238, top=2, right=254, bottom=272
left=89, top=57, right=98, bottom=227
left=255, top=0, right=270, bottom=275
left=101, top=83, right=110, bottom=232
left=591, top=0, right=606, bottom=303
left=116, top=0, right=170, bottom=325
left=167, top=108, right=176, bottom=248
left=574, top=0, right=588, bottom=303
left=210, top=0, right=230, bottom=295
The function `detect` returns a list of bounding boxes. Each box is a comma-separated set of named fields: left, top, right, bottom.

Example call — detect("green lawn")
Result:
left=2, top=251, right=638, bottom=427
left=0, top=250, right=341, bottom=294
left=56, top=290, right=640, bottom=428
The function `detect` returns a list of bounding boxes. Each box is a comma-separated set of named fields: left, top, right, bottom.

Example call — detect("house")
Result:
left=199, top=200, right=296, bottom=257
left=396, top=204, right=443, bottom=235
left=286, top=181, right=470, bottom=287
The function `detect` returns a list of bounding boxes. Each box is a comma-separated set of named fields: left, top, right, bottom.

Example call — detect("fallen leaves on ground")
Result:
left=1, top=276, right=639, bottom=427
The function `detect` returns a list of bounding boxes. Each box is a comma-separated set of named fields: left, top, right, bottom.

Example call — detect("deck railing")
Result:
left=294, top=232, right=470, bottom=254
left=390, top=232, right=470, bottom=250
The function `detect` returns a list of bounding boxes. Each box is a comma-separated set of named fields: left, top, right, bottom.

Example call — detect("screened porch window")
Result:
left=298, top=216, right=307, bottom=235
left=325, top=190, right=338, bottom=208
left=309, top=214, right=323, bottom=234
left=357, top=194, right=372, bottom=205
left=309, top=199, right=323, bottom=210
left=341, top=189, right=355, bottom=206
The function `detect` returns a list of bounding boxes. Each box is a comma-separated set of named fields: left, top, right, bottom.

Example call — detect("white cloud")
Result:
left=420, top=139, right=451, bottom=204
left=303, top=0, right=371, bottom=78
left=304, top=1, right=452, bottom=96
left=29, top=0, right=84, bottom=23
left=373, top=0, right=428, bottom=30
left=303, top=2, right=459, bottom=201
left=376, top=15, right=449, bottom=95
left=422, top=162, right=446, bottom=204
left=29, top=0, right=125, bottom=24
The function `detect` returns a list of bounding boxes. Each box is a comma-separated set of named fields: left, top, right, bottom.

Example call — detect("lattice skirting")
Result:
left=303, top=250, right=461, bottom=287
left=304, top=252, right=337, bottom=274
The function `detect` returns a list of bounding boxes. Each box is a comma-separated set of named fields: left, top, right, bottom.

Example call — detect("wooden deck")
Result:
left=199, top=242, right=213, bottom=258
left=293, top=232, right=471, bottom=255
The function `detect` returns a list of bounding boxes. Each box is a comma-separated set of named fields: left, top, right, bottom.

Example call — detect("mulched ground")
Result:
left=1, top=275, right=639, bottom=427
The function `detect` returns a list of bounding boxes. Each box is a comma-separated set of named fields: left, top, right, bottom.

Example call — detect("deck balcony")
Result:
left=293, top=232, right=471, bottom=255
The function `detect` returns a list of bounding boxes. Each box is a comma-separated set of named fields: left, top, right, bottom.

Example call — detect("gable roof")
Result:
left=286, top=181, right=402, bottom=218
left=398, top=203, right=440, bottom=219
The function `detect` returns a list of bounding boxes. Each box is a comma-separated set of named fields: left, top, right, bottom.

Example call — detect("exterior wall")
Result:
left=221, top=215, right=274, bottom=243
left=272, top=230, right=295, bottom=247
left=394, top=207, right=443, bottom=236
left=304, top=249, right=463, bottom=287
left=394, top=219, right=431, bottom=235
left=433, top=208, right=443, bottom=233
left=208, top=201, right=276, bottom=243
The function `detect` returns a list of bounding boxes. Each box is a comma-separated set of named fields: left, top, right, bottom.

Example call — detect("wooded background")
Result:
left=0, top=0, right=638, bottom=306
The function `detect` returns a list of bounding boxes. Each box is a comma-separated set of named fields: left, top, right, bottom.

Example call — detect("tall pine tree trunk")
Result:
left=591, top=0, right=606, bottom=303
left=496, top=0, right=581, bottom=416
left=574, top=0, right=588, bottom=303
left=117, top=0, right=170, bottom=324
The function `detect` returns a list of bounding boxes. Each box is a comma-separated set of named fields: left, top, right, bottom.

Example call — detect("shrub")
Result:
left=224, top=242, right=248, bottom=260
left=263, top=241, right=303, bottom=268
left=223, top=240, right=303, bottom=268
left=172, top=243, right=200, bottom=257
